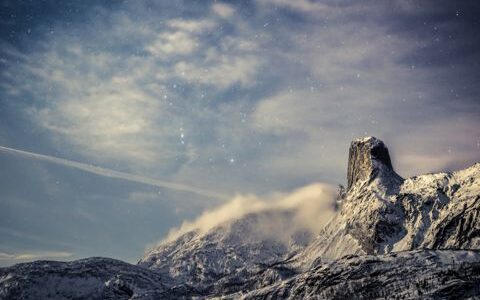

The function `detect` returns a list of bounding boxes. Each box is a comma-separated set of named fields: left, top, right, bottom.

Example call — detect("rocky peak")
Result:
left=347, top=136, right=402, bottom=191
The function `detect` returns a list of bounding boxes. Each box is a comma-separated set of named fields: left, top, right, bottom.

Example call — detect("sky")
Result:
left=0, top=0, right=479, bottom=266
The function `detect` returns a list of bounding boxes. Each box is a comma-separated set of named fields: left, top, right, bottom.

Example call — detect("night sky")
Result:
left=1, top=0, right=480, bottom=266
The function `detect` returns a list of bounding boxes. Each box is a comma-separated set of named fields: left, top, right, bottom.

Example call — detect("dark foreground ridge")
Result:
left=1, top=250, right=480, bottom=299
left=0, top=258, right=168, bottom=299
left=1, top=137, right=479, bottom=299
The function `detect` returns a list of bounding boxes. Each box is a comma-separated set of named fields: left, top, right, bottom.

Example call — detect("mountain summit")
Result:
left=347, top=136, right=403, bottom=191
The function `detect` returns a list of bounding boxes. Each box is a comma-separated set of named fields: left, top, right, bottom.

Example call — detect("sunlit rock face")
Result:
left=347, top=136, right=403, bottom=192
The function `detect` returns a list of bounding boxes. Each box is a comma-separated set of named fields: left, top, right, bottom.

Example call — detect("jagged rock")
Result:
left=347, top=136, right=403, bottom=191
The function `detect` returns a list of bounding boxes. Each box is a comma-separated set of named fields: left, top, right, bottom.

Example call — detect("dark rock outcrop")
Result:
left=347, top=136, right=403, bottom=191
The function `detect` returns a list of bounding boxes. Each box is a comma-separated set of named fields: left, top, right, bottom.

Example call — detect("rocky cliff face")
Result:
left=346, top=136, right=403, bottom=191
left=1, top=136, right=479, bottom=299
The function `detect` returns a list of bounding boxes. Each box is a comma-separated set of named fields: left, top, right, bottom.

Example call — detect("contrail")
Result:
left=0, top=145, right=229, bottom=200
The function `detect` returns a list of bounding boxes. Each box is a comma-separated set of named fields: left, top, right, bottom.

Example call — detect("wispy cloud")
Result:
left=161, top=183, right=337, bottom=244
left=212, top=3, right=235, bottom=18
left=255, top=0, right=331, bottom=13
left=246, top=0, right=480, bottom=180
left=2, top=2, right=261, bottom=172
left=0, top=145, right=229, bottom=200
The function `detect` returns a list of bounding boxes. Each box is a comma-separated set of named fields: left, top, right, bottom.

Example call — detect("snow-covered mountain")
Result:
left=0, top=258, right=168, bottom=299
left=137, top=208, right=317, bottom=296
left=294, top=137, right=480, bottom=268
left=1, top=136, right=479, bottom=299
left=137, top=180, right=338, bottom=295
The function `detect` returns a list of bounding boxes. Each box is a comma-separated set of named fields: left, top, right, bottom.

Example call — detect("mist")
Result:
left=162, top=183, right=339, bottom=245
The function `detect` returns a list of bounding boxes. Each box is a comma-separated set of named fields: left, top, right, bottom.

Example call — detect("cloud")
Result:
left=1, top=0, right=477, bottom=193
left=146, top=31, right=198, bottom=56
left=256, top=0, right=331, bottom=13
left=0, top=145, right=229, bottom=199
left=33, top=84, right=164, bottom=165
left=174, top=55, right=259, bottom=88
left=1, top=4, right=261, bottom=172
left=146, top=18, right=217, bottom=57
left=162, top=183, right=338, bottom=243
left=212, top=3, right=235, bottom=18
left=167, top=18, right=217, bottom=33
left=245, top=1, right=480, bottom=182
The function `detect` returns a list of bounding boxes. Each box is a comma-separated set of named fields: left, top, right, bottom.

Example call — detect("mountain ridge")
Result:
left=1, top=136, right=480, bottom=299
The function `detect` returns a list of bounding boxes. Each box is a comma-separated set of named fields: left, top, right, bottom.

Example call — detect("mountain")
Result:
left=1, top=136, right=479, bottom=299
left=294, top=137, right=480, bottom=268
left=138, top=207, right=317, bottom=296
left=0, top=258, right=168, bottom=299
